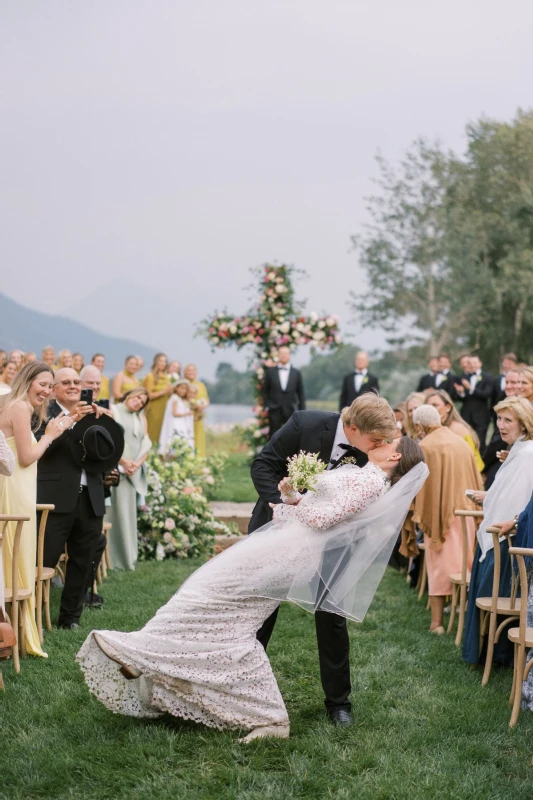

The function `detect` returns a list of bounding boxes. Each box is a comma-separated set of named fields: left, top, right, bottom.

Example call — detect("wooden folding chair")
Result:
left=417, top=541, right=427, bottom=601
left=448, top=510, right=484, bottom=646
left=104, top=521, right=112, bottom=572
left=0, top=514, right=31, bottom=673
left=477, top=526, right=520, bottom=686
left=35, top=504, right=55, bottom=643
left=507, top=546, right=533, bottom=727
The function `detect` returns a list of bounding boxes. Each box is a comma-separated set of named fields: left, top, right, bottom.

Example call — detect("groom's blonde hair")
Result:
left=341, top=394, right=397, bottom=439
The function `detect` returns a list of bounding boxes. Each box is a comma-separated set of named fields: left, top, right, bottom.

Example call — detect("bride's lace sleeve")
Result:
left=0, top=431, right=14, bottom=477
left=272, top=463, right=388, bottom=530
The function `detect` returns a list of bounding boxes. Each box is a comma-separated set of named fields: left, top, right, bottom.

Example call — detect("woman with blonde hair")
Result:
left=8, top=350, right=23, bottom=373
left=426, top=389, right=484, bottom=471
left=404, top=392, right=426, bottom=439
left=411, top=405, right=482, bottom=633
left=113, top=356, right=140, bottom=402
left=72, top=353, right=85, bottom=374
left=0, top=361, right=18, bottom=395
left=516, top=366, right=533, bottom=403
left=107, top=388, right=151, bottom=571
left=0, top=362, right=74, bottom=657
left=463, top=396, right=533, bottom=666
left=56, top=349, right=73, bottom=369
left=143, top=353, right=172, bottom=444
left=183, top=363, right=210, bottom=457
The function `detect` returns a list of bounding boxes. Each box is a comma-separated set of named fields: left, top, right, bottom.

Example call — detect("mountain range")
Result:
left=0, top=292, right=154, bottom=374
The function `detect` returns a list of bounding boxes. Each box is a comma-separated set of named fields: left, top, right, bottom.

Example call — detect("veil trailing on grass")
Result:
left=188, top=462, right=428, bottom=624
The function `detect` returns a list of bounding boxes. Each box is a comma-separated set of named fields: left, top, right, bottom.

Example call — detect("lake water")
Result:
left=205, top=403, right=255, bottom=426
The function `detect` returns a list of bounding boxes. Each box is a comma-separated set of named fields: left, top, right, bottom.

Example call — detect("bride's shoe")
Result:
left=238, top=724, right=290, bottom=744
left=93, top=632, right=142, bottom=680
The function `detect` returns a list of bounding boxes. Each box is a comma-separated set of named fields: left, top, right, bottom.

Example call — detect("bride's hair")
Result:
left=389, top=437, right=425, bottom=486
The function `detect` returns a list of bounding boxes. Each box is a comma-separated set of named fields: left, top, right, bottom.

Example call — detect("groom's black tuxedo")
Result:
left=249, top=410, right=368, bottom=713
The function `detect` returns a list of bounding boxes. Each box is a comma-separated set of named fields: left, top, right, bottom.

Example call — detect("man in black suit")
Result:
left=249, top=394, right=397, bottom=726
left=416, top=357, right=440, bottom=394
left=453, top=355, right=494, bottom=449
left=263, top=346, right=305, bottom=438
left=36, top=367, right=124, bottom=629
left=491, top=353, right=518, bottom=410
left=435, top=354, right=460, bottom=397
left=339, top=351, right=379, bottom=411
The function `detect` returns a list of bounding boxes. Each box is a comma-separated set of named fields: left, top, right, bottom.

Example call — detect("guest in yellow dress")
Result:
left=112, top=356, right=140, bottom=402
left=91, top=354, right=110, bottom=404
left=184, top=363, right=210, bottom=457
left=0, top=362, right=74, bottom=657
left=72, top=353, right=85, bottom=374
left=143, top=353, right=172, bottom=444
left=426, top=389, right=485, bottom=471
left=41, top=346, right=57, bottom=371
left=57, top=349, right=74, bottom=369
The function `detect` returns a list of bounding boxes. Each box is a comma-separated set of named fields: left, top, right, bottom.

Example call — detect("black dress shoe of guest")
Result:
left=327, top=709, right=352, bottom=727
left=58, top=622, right=80, bottom=630
left=84, top=591, right=104, bottom=608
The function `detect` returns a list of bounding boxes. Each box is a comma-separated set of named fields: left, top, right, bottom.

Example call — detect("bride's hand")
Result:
left=278, top=477, right=295, bottom=495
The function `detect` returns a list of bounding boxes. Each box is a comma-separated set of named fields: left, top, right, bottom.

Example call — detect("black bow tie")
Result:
left=330, top=443, right=362, bottom=469
left=278, top=366, right=289, bottom=370
left=354, top=371, right=364, bottom=375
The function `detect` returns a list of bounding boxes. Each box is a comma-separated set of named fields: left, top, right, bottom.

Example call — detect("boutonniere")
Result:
left=363, top=377, right=369, bottom=384
left=342, top=456, right=358, bottom=465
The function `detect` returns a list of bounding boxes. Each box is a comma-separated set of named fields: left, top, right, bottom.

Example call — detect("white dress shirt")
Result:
left=435, top=369, right=449, bottom=388
left=278, top=364, right=291, bottom=392
left=354, top=368, right=367, bottom=394
left=57, top=401, right=87, bottom=485
left=469, top=370, right=482, bottom=394
left=327, top=416, right=352, bottom=470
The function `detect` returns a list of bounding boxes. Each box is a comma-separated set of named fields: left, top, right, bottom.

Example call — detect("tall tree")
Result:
left=350, top=141, right=478, bottom=357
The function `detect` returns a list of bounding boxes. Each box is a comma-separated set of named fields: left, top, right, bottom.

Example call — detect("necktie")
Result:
left=330, top=443, right=361, bottom=469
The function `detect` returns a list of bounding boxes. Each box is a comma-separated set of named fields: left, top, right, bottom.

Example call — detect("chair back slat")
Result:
left=509, top=547, right=533, bottom=642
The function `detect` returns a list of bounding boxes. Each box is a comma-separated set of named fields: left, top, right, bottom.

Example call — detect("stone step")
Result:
left=209, top=501, right=255, bottom=535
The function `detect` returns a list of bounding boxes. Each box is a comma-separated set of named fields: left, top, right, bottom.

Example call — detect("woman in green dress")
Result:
left=143, top=353, right=173, bottom=444
left=107, top=388, right=152, bottom=571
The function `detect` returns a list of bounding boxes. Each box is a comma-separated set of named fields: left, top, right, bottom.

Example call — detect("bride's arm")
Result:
left=273, top=463, right=387, bottom=530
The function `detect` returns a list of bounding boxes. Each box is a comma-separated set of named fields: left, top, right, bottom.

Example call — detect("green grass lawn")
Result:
left=2, top=561, right=533, bottom=800
left=207, top=430, right=257, bottom=503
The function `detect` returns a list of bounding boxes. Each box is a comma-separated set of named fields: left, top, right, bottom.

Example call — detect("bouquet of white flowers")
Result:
left=287, top=451, right=327, bottom=493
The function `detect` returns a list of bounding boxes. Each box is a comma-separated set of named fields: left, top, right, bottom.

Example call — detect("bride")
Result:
left=77, top=437, right=427, bottom=742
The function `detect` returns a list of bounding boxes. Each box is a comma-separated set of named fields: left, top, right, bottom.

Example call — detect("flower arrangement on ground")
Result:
left=137, top=437, right=231, bottom=561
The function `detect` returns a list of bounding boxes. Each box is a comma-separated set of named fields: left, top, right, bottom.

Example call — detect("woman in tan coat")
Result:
left=411, top=405, right=483, bottom=634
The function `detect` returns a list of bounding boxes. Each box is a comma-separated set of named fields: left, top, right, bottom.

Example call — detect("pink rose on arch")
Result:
left=164, top=518, right=176, bottom=531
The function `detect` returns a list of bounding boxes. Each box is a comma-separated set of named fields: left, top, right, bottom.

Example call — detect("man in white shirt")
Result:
left=262, top=346, right=306, bottom=438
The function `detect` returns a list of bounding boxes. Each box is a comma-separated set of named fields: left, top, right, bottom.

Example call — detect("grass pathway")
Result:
left=2, top=560, right=533, bottom=800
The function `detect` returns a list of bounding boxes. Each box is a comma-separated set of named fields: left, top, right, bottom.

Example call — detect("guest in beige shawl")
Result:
left=411, top=405, right=483, bottom=634
left=107, top=388, right=152, bottom=571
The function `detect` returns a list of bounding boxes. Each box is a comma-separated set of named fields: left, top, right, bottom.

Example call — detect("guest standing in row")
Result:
left=0, top=362, right=72, bottom=655
left=108, top=388, right=151, bottom=571
left=462, top=397, right=533, bottom=667
left=0, top=362, right=17, bottom=395
left=263, top=347, right=305, bottom=440
left=159, top=379, right=195, bottom=453
left=416, top=357, right=440, bottom=394
left=339, top=351, right=379, bottom=411
left=91, top=354, right=111, bottom=408
left=411, top=405, right=482, bottom=634
left=454, top=355, right=493, bottom=448
left=112, top=356, right=140, bottom=402
left=143, top=353, right=173, bottom=444
left=184, top=363, right=210, bottom=457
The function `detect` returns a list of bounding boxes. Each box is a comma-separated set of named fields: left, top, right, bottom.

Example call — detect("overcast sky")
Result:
left=2, top=1, right=532, bottom=377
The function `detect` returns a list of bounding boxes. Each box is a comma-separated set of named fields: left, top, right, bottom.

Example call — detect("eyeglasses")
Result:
left=55, top=379, right=82, bottom=387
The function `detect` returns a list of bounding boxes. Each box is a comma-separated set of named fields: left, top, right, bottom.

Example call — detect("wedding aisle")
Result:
left=2, top=560, right=533, bottom=800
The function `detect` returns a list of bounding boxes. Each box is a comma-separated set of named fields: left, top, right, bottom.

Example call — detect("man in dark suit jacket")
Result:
left=249, top=396, right=397, bottom=726
left=453, top=356, right=493, bottom=449
left=339, top=351, right=379, bottom=411
left=434, top=354, right=460, bottom=397
left=416, top=357, right=440, bottom=394
left=36, top=367, right=123, bottom=628
left=263, top=346, right=305, bottom=438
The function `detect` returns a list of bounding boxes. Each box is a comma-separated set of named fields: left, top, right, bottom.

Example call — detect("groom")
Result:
left=249, top=393, right=398, bottom=726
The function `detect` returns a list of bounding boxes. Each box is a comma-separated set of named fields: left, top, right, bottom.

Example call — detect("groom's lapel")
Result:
left=318, top=415, right=338, bottom=464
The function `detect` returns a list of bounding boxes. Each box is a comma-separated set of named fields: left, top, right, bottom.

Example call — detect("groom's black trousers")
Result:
left=257, top=607, right=351, bottom=712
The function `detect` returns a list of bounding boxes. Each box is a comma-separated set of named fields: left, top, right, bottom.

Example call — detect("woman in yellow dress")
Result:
left=0, top=362, right=73, bottom=657
left=426, top=389, right=485, bottom=471
left=143, top=353, right=172, bottom=444
left=112, top=356, right=140, bottom=402
left=184, top=363, right=210, bottom=458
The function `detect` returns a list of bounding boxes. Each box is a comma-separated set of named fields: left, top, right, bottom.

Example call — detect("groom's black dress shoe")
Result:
left=327, top=709, right=352, bottom=727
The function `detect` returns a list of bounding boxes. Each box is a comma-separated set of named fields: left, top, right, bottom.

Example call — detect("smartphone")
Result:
left=80, top=388, right=93, bottom=405
left=465, top=489, right=476, bottom=499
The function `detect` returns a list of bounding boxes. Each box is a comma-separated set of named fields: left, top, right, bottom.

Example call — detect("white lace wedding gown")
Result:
left=77, top=462, right=389, bottom=731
